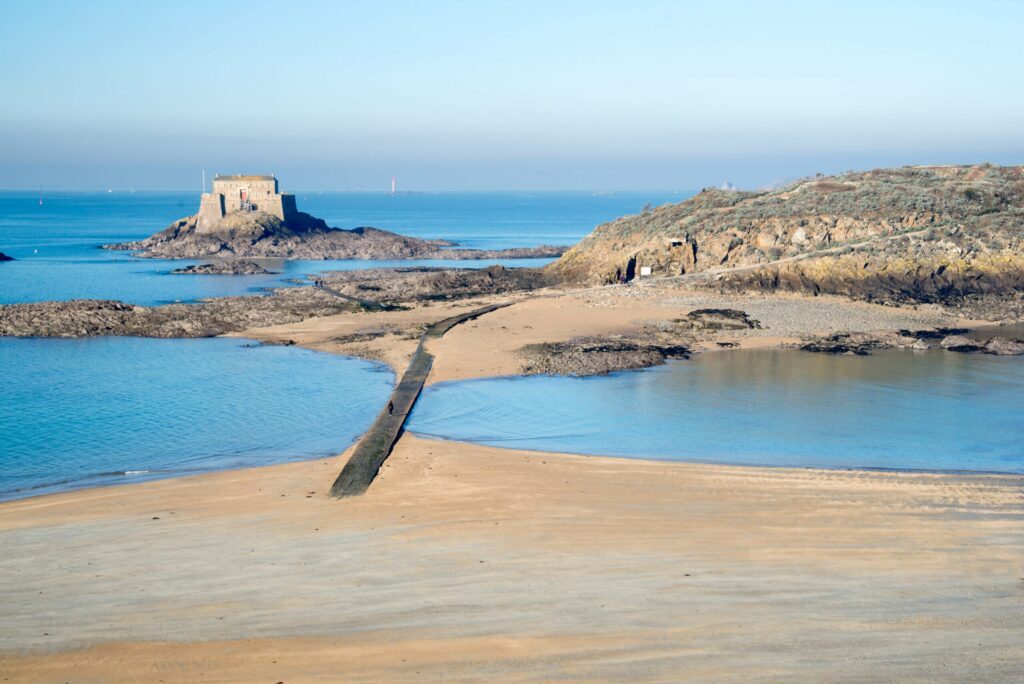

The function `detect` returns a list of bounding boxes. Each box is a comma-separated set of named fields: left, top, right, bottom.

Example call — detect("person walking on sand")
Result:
left=388, top=400, right=394, bottom=416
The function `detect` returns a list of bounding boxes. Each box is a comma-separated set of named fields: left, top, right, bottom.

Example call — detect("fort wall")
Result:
left=195, top=174, right=297, bottom=233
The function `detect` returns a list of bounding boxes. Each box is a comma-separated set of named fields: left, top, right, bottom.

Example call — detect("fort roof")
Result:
left=213, top=174, right=276, bottom=181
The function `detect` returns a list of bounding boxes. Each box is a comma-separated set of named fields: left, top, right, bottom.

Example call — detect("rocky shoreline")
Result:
left=799, top=328, right=1024, bottom=356
left=0, top=288, right=361, bottom=338
left=4, top=262, right=1023, bottom=372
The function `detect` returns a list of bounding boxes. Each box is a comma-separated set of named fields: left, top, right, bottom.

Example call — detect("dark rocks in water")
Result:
left=939, top=334, right=984, bottom=352
left=940, top=334, right=1024, bottom=355
left=520, top=338, right=690, bottom=376
left=898, top=327, right=967, bottom=340
left=103, top=210, right=569, bottom=262
left=801, top=329, right=1024, bottom=356
left=678, top=308, right=761, bottom=331
left=801, top=332, right=895, bottom=355
left=171, top=260, right=271, bottom=275
left=0, top=252, right=13, bottom=261
left=983, top=337, right=1024, bottom=355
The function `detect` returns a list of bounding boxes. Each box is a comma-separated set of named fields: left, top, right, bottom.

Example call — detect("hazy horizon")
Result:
left=2, top=0, right=1022, bottom=192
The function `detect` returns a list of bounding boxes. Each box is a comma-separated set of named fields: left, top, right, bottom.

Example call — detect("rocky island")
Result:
left=0, top=252, right=14, bottom=261
left=170, top=260, right=271, bottom=275
left=104, top=174, right=566, bottom=261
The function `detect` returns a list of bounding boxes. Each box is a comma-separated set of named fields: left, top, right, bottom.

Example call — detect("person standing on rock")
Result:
left=388, top=400, right=394, bottom=416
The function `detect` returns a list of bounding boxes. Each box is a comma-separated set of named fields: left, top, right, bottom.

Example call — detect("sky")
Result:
left=1, top=0, right=1022, bottom=191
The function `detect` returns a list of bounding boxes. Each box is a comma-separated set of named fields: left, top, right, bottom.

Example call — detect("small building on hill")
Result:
left=197, top=174, right=298, bottom=233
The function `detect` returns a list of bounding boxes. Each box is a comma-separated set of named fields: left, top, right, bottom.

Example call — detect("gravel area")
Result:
left=577, top=283, right=956, bottom=340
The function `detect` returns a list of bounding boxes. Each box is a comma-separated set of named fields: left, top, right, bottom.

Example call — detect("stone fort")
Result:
left=197, top=174, right=298, bottom=233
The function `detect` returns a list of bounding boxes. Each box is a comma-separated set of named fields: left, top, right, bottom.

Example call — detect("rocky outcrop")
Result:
left=520, top=338, right=691, bottom=376
left=798, top=328, right=1024, bottom=356
left=800, top=332, right=905, bottom=355
left=715, top=254, right=1024, bottom=305
left=319, top=264, right=556, bottom=304
left=939, top=334, right=1024, bottom=355
left=548, top=164, right=1024, bottom=306
left=105, top=210, right=568, bottom=261
left=0, top=288, right=361, bottom=338
left=171, top=260, right=271, bottom=275
left=0, top=252, right=14, bottom=261
left=675, top=308, right=761, bottom=331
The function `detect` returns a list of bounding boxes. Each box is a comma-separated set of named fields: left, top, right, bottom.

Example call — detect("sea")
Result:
left=408, top=349, right=1024, bottom=474
left=0, top=189, right=681, bottom=499
left=0, top=190, right=681, bottom=305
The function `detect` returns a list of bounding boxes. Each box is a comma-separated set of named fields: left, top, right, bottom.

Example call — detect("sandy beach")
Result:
left=238, top=281, right=966, bottom=382
left=3, top=285, right=1022, bottom=682
left=3, top=435, right=1023, bottom=682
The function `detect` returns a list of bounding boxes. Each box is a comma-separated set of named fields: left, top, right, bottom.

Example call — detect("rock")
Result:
left=519, top=338, right=690, bottom=376
left=0, top=289, right=361, bottom=339
left=980, top=337, right=1024, bottom=355
left=911, top=338, right=931, bottom=350
left=801, top=332, right=892, bottom=355
left=938, top=333, right=1024, bottom=355
left=939, top=334, right=985, bottom=352
left=678, top=308, right=761, bottom=331
left=0, top=252, right=13, bottom=261
left=899, top=327, right=968, bottom=340
left=318, top=265, right=556, bottom=304
left=548, top=164, right=1024, bottom=310
left=171, top=260, right=271, bottom=275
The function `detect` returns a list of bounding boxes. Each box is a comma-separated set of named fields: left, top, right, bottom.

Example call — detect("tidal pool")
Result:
left=408, top=349, right=1024, bottom=473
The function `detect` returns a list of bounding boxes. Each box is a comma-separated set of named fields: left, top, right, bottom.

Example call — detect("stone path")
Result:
left=329, top=302, right=511, bottom=497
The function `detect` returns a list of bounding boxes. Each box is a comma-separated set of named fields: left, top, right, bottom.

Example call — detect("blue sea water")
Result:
left=408, top=350, right=1024, bottom=474
left=0, top=337, right=393, bottom=501
left=0, top=189, right=681, bottom=500
left=0, top=190, right=682, bottom=305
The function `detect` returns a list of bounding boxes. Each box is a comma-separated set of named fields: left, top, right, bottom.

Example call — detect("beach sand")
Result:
left=3, top=285, right=1020, bottom=682
left=236, top=282, right=965, bottom=382
left=2, top=436, right=1022, bottom=682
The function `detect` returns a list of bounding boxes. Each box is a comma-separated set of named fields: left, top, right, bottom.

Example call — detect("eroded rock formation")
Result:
left=548, top=165, right=1024, bottom=306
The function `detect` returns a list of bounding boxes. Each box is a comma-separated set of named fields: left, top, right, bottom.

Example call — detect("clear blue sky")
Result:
left=1, top=0, right=1021, bottom=190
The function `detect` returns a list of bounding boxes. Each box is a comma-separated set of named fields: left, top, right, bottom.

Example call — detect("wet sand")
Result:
left=2, top=285, right=1019, bottom=682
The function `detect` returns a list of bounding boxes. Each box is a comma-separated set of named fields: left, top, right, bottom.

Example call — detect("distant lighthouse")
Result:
left=391, top=176, right=396, bottom=195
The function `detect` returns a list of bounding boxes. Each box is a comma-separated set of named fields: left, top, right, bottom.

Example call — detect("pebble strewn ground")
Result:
left=578, top=283, right=955, bottom=339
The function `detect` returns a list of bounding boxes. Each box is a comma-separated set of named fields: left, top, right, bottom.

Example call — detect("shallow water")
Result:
left=0, top=189, right=682, bottom=500
left=0, top=190, right=682, bottom=304
left=409, top=349, right=1024, bottom=473
left=0, top=337, right=393, bottom=500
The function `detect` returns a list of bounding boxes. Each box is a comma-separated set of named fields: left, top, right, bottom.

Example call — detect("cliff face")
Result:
left=548, top=165, right=1024, bottom=303
left=105, top=211, right=567, bottom=261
